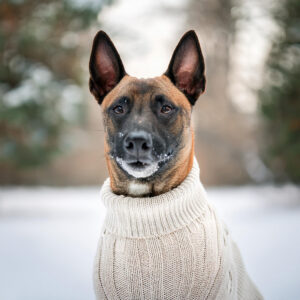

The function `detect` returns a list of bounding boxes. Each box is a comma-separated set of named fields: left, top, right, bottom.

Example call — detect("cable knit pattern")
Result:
left=94, top=159, right=263, bottom=299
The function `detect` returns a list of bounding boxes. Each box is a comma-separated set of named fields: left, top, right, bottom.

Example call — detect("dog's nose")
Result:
left=124, top=131, right=152, bottom=158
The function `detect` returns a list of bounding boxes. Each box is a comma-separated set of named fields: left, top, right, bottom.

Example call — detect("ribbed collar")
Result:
left=100, top=158, right=209, bottom=238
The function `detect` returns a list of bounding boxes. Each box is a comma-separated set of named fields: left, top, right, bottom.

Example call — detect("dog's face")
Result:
left=89, top=31, right=205, bottom=196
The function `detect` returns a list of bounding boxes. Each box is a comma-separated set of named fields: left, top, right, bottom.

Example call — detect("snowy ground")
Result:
left=0, top=185, right=299, bottom=300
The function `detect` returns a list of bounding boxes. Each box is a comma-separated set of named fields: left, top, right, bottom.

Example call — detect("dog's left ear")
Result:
left=164, top=30, right=206, bottom=105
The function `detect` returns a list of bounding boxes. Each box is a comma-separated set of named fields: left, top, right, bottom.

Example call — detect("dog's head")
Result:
left=89, top=30, right=206, bottom=196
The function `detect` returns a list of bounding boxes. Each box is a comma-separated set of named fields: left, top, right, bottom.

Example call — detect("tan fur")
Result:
left=101, top=75, right=195, bottom=196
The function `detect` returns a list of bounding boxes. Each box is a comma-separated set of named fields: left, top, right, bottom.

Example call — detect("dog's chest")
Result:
left=128, top=181, right=151, bottom=196
left=94, top=219, right=236, bottom=300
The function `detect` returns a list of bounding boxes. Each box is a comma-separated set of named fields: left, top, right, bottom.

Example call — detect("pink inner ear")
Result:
left=176, top=72, right=196, bottom=94
left=95, top=43, right=118, bottom=94
left=173, top=40, right=198, bottom=93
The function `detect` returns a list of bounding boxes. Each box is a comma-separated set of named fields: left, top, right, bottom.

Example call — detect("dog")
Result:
left=89, top=30, right=262, bottom=299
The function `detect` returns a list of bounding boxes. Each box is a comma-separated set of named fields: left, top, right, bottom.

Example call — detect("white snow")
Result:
left=0, top=184, right=299, bottom=300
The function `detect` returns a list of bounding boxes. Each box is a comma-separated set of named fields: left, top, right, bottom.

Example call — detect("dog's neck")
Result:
left=105, top=139, right=194, bottom=197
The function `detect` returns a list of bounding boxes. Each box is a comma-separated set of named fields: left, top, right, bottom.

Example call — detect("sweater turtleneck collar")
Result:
left=100, top=158, right=209, bottom=238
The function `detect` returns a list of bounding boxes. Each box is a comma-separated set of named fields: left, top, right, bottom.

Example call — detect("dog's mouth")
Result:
left=115, top=152, right=174, bottom=179
left=128, top=161, right=150, bottom=169
left=116, top=157, right=159, bottom=179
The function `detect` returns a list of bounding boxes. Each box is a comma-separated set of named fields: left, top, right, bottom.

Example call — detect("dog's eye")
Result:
left=113, top=105, right=124, bottom=114
left=161, top=105, right=173, bottom=114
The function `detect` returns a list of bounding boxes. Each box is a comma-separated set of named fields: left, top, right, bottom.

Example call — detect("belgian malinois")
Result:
left=89, top=30, right=262, bottom=300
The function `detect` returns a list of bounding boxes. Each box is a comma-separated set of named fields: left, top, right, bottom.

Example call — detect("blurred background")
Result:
left=0, top=0, right=299, bottom=299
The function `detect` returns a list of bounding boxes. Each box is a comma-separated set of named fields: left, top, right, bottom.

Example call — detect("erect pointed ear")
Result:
left=89, top=31, right=126, bottom=104
left=164, top=30, right=206, bottom=105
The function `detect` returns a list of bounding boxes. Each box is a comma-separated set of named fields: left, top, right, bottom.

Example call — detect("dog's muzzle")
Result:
left=115, top=130, right=158, bottom=179
left=114, top=130, right=174, bottom=179
left=123, top=131, right=153, bottom=164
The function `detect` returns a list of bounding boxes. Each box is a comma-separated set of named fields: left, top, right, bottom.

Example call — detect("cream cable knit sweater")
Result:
left=94, top=159, right=263, bottom=300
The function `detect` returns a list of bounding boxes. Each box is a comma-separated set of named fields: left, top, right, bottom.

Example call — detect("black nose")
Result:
left=123, top=131, right=152, bottom=159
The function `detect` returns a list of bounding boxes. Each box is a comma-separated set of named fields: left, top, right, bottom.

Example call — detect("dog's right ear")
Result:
left=89, top=31, right=126, bottom=104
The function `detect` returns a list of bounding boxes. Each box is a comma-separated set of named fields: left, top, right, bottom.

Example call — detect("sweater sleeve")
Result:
left=205, top=205, right=263, bottom=300
left=231, top=240, right=263, bottom=300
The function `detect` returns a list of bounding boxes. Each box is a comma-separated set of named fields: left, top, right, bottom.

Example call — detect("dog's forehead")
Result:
left=102, top=75, right=191, bottom=111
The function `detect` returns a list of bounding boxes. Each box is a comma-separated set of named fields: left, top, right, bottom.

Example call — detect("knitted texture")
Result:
left=94, top=159, right=263, bottom=299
